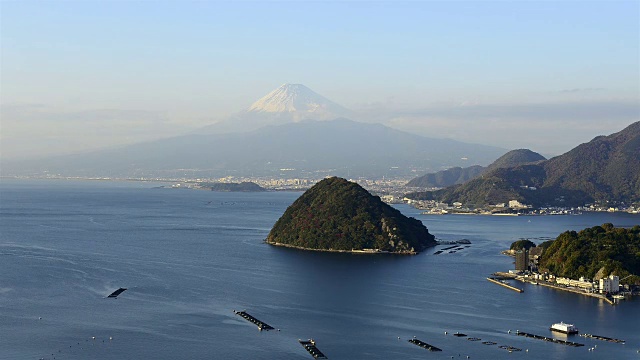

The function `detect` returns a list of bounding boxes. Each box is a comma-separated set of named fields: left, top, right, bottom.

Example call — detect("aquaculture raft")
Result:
left=408, top=338, right=442, bottom=351
left=233, top=310, right=274, bottom=331
left=299, top=339, right=328, bottom=359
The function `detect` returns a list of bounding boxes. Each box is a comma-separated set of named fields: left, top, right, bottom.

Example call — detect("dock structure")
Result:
left=516, top=331, right=584, bottom=347
left=580, top=333, right=625, bottom=344
left=408, top=337, right=442, bottom=351
left=487, top=277, right=524, bottom=293
left=233, top=310, right=274, bottom=331
left=298, top=339, right=328, bottom=359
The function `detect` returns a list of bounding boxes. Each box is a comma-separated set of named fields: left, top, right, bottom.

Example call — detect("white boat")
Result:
left=550, top=322, right=579, bottom=334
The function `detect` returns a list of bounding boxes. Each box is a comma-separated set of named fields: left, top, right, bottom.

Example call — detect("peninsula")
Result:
left=266, top=177, right=436, bottom=254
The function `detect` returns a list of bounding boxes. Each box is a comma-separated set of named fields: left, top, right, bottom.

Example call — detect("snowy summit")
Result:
left=248, top=84, right=349, bottom=115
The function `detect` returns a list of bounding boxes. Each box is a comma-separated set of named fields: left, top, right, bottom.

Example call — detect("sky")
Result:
left=1, top=0, right=639, bottom=160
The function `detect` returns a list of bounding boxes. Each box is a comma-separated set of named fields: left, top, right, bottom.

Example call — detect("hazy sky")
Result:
left=2, top=0, right=639, bottom=159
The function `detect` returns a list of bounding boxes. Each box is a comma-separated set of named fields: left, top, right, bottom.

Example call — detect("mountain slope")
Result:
left=266, top=177, right=436, bottom=253
left=200, top=84, right=352, bottom=134
left=406, top=122, right=640, bottom=206
left=406, top=149, right=545, bottom=188
left=3, top=119, right=507, bottom=178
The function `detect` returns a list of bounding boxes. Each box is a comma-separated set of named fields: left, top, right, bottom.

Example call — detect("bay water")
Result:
left=1, top=180, right=638, bottom=359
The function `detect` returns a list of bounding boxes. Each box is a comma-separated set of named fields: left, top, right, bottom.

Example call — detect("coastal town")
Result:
left=493, top=247, right=639, bottom=304
left=7, top=173, right=640, bottom=214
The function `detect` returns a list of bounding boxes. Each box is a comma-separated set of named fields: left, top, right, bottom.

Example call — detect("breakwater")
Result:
left=487, top=277, right=524, bottom=293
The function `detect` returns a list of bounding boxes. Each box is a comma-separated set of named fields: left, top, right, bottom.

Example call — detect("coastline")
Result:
left=264, top=240, right=419, bottom=255
left=493, top=272, right=617, bottom=305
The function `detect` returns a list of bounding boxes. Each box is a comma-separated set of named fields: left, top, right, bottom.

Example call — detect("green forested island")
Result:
left=539, top=224, right=640, bottom=285
left=266, top=177, right=436, bottom=253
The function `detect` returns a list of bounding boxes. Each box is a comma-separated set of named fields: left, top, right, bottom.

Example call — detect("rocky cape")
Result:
left=266, top=177, right=436, bottom=254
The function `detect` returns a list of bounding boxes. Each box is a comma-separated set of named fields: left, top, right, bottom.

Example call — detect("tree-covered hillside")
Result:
left=539, top=224, right=640, bottom=285
left=405, top=122, right=640, bottom=207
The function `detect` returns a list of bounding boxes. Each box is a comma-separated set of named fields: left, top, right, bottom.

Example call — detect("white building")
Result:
left=508, top=200, right=528, bottom=209
left=599, top=275, right=620, bottom=294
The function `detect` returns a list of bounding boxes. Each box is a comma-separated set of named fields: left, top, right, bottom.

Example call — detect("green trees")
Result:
left=510, top=239, right=537, bottom=251
left=266, top=177, right=436, bottom=253
left=539, top=224, right=640, bottom=284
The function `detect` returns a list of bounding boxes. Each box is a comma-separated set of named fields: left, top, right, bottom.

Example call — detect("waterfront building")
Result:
left=515, top=249, right=529, bottom=271
left=599, top=275, right=620, bottom=294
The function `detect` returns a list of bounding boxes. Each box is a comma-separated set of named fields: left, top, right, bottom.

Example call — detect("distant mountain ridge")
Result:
left=3, top=118, right=507, bottom=179
left=406, top=122, right=640, bottom=207
left=406, top=149, right=545, bottom=188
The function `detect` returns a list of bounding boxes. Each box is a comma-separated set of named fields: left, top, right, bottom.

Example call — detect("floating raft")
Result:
left=299, top=339, right=328, bottom=359
left=580, top=333, right=625, bottom=344
left=516, top=331, right=584, bottom=347
left=482, top=341, right=497, bottom=345
left=408, top=338, right=442, bottom=351
left=107, top=288, right=127, bottom=298
left=498, top=345, right=522, bottom=352
left=233, top=310, right=274, bottom=331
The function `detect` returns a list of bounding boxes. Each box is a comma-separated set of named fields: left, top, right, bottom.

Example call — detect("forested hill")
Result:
left=406, top=122, right=640, bottom=207
left=539, top=224, right=640, bottom=285
left=266, top=177, right=436, bottom=253
left=406, top=149, right=545, bottom=188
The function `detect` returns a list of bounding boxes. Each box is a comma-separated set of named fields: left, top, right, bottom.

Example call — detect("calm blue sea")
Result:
left=1, top=179, right=638, bottom=360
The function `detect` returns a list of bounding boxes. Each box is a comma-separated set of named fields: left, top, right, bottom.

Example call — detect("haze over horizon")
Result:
left=1, top=1, right=638, bottom=161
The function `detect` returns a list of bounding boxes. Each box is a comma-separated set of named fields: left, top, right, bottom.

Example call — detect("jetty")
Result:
left=487, top=277, right=524, bottom=293
left=580, top=333, right=625, bottom=344
left=233, top=310, right=274, bottom=331
left=299, top=339, right=328, bottom=359
left=516, top=331, right=584, bottom=347
left=107, top=288, right=127, bottom=298
left=408, top=337, right=442, bottom=351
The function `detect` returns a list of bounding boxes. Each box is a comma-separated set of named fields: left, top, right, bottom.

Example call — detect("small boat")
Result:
left=550, top=322, right=579, bottom=334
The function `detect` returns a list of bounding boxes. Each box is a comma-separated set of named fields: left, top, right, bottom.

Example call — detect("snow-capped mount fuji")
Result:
left=248, top=83, right=350, bottom=115
left=200, top=83, right=351, bottom=134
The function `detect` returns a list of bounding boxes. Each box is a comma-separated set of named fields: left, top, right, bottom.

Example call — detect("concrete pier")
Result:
left=486, top=277, right=524, bottom=293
